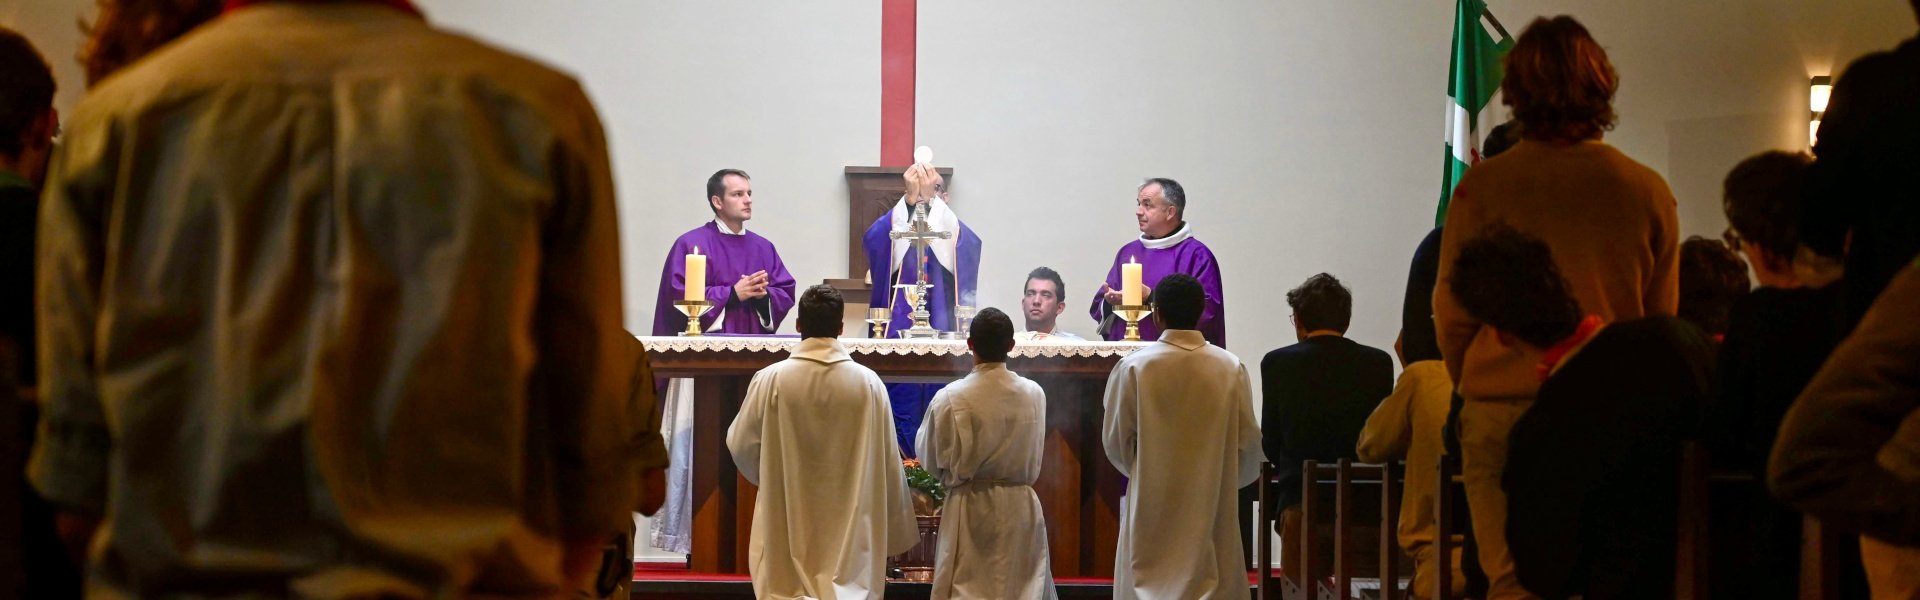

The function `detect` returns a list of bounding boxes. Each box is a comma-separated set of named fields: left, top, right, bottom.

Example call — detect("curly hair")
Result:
left=1286, top=273, right=1354, bottom=333
left=1722, top=151, right=1813, bottom=271
left=1679, top=236, right=1750, bottom=337
left=1447, top=223, right=1584, bottom=349
left=1501, top=16, right=1618, bottom=144
left=79, top=0, right=222, bottom=87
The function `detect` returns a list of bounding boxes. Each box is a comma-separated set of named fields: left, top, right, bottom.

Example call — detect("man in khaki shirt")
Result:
left=31, top=2, right=638, bottom=596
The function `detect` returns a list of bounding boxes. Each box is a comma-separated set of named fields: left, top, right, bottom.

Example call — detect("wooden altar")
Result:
left=642, top=336, right=1143, bottom=578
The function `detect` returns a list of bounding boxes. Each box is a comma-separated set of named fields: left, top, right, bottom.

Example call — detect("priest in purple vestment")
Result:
left=1091, top=178, right=1227, bottom=346
left=862, top=164, right=982, bottom=336
left=862, top=161, right=982, bottom=454
left=652, top=169, right=797, bottom=337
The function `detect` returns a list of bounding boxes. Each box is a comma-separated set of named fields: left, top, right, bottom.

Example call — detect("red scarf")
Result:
left=1536, top=315, right=1605, bottom=382
left=224, top=0, right=421, bottom=18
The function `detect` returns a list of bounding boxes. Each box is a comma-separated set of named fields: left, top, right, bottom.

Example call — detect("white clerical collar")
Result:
left=888, top=195, right=960, bottom=275
left=713, top=219, right=748, bottom=236
left=1138, top=223, right=1192, bottom=249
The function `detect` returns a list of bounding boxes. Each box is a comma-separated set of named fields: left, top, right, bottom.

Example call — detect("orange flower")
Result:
left=902, top=458, right=922, bottom=469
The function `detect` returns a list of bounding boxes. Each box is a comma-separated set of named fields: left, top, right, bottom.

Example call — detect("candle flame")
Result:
left=692, top=246, right=700, bottom=255
left=1129, top=256, right=1137, bottom=264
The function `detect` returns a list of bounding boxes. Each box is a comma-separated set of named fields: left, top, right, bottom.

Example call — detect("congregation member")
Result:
left=1799, top=0, right=1920, bottom=329
left=864, top=156, right=983, bottom=455
left=1361, top=261, right=1466, bottom=599
left=1433, top=16, right=1680, bottom=599
left=0, top=27, right=69, bottom=600
left=587, top=335, right=673, bottom=600
left=648, top=168, right=797, bottom=552
left=1092, top=178, right=1227, bottom=346
left=915, top=307, right=1057, bottom=599
left=1016, top=266, right=1082, bottom=341
left=1711, top=150, right=1845, bottom=599
left=1771, top=262, right=1920, bottom=599
left=1102, top=274, right=1263, bottom=599
left=1452, top=226, right=1714, bottom=600
left=1678, top=236, right=1750, bottom=341
left=1260, top=273, right=1393, bottom=581
left=28, top=1, right=639, bottom=596
left=727, top=285, right=917, bottom=600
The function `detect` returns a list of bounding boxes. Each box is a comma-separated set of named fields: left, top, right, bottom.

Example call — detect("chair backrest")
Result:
left=1299, top=459, right=1404, bottom=600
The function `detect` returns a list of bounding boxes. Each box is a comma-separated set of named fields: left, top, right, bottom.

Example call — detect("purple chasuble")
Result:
left=861, top=214, right=982, bottom=334
left=651, top=221, right=797, bottom=336
left=1089, top=236, right=1227, bottom=346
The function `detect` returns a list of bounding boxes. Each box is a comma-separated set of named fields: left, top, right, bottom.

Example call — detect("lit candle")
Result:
left=685, top=247, right=706, bottom=302
left=1122, top=257, right=1143, bottom=306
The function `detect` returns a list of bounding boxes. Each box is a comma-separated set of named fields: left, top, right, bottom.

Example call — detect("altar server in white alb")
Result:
left=1102, top=274, right=1265, bottom=599
left=916, top=307, right=1058, bottom=599
left=726, top=285, right=918, bottom=600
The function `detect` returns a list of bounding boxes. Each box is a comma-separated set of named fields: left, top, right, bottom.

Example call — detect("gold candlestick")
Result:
left=867, top=307, right=893, bottom=339
left=673, top=299, right=713, bottom=336
left=1114, top=304, right=1154, bottom=342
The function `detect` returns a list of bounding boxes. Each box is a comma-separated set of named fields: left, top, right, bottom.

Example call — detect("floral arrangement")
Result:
left=902, top=458, right=945, bottom=515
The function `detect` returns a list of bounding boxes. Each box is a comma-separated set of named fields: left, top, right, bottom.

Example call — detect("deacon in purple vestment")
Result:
left=652, top=169, right=796, bottom=336
left=1091, top=178, right=1227, bottom=346
left=648, top=170, right=795, bottom=553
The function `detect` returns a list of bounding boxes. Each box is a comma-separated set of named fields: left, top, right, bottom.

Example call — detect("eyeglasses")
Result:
left=1721, top=227, right=1743, bottom=251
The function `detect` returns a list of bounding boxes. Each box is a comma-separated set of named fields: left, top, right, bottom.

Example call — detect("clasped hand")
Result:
left=734, top=271, right=771, bottom=301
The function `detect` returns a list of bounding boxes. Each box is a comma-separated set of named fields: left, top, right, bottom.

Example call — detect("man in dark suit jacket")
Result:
left=1261, top=273, right=1394, bottom=580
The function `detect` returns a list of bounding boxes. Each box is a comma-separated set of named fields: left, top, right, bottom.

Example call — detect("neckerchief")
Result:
left=1537, top=315, right=1605, bottom=382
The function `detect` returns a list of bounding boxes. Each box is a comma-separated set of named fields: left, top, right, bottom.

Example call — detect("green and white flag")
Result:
left=1438, top=0, right=1514, bottom=226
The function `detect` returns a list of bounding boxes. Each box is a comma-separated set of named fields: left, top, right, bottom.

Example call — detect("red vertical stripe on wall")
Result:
left=880, top=0, right=916, bottom=165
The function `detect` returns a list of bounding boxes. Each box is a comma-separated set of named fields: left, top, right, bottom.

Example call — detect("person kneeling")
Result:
left=1447, top=225, right=1714, bottom=600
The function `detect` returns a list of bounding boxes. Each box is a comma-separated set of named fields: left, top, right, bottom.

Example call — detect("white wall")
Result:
left=414, top=0, right=881, bottom=335
left=917, top=0, right=1914, bottom=361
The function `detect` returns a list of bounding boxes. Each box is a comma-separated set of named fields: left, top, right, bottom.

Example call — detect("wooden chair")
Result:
left=1257, top=460, right=1404, bottom=600
left=1432, top=454, right=1473, bottom=600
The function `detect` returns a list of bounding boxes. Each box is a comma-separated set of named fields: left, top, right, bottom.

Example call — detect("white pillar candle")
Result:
left=1122, top=257, right=1143, bottom=306
left=685, top=247, right=706, bottom=302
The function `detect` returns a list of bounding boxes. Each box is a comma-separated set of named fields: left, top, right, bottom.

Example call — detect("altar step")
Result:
left=630, top=563, right=1263, bottom=599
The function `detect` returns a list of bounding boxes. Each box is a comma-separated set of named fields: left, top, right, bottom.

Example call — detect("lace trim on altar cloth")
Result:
left=634, top=336, right=1149, bottom=358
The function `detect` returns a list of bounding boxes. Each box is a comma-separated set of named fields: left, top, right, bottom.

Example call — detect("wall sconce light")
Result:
left=1810, top=75, right=1832, bottom=147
